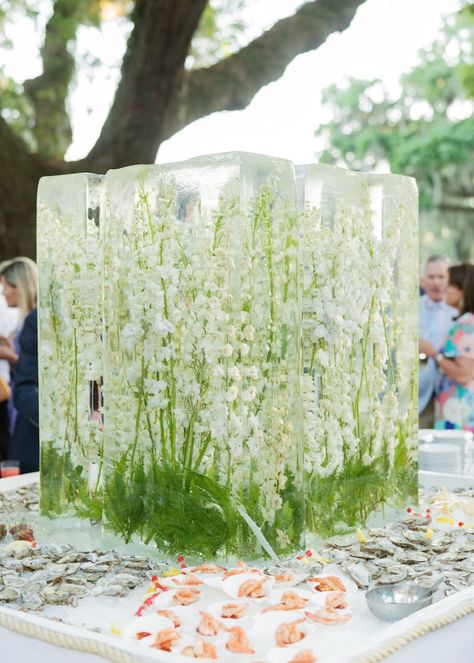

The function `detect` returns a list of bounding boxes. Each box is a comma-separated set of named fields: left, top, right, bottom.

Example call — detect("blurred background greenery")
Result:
left=0, top=1, right=472, bottom=263
left=315, top=4, right=474, bottom=264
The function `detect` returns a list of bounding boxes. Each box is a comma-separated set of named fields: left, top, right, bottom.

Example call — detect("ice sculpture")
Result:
left=37, top=174, right=104, bottom=518
left=296, top=165, right=418, bottom=536
left=100, top=153, right=303, bottom=556
left=37, top=153, right=418, bottom=556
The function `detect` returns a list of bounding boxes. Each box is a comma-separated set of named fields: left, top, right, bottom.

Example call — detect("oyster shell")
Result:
left=0, top=586, right=21, bottom=601
left=376, top=568, right=408, bottom=584
left=342, top=562, right=371, bottom=589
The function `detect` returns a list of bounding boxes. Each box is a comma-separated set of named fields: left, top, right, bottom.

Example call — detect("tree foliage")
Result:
left=315, top=5, right=474, bottom=210
left=0, top=0, right=365, bottom=255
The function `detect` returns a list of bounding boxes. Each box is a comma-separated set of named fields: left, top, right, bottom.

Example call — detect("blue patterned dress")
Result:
left=435, top=312, right=474, bottom=432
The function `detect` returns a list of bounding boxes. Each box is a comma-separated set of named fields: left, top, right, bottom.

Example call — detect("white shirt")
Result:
left=0, top=294, right=19, bottom=382
left=419, top=294, right=457, bottom=413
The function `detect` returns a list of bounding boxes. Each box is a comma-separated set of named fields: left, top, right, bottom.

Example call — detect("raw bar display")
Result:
left=37, top=153, right=418, bottom=557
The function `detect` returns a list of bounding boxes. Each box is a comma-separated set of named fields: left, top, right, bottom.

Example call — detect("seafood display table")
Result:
left=1, top=474, right=474, bottom=663
left=1, top=586, right=474, bottom=663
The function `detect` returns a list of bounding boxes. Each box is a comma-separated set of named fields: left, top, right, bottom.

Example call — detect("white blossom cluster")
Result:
left=298, top=166, right=418, bottom=485
left=101, top=157, right=302, bottom=526
left=37, top=174, right=104, bottom=507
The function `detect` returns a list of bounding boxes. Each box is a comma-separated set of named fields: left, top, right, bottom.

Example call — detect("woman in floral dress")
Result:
left=425, top=264, right=474, bottom=431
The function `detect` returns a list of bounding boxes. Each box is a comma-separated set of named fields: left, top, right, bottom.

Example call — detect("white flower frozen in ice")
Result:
left=222, top=343, right=233, bottom=357
left=225, top=385, right=239, bottom=402
left=228, top=366, right=241, bottom=382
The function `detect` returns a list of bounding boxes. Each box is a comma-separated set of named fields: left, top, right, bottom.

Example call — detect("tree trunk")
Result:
left=82, top=0, right=208, bottom=171
left=0, top=118, right=58, bottom=259
left=0, top=0, right=365, bottom=259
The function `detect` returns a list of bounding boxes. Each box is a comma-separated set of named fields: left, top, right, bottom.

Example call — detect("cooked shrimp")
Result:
left=191, top=563, right=226, bottom=574
left=263, top=603, right=290, bottom=613
left=173, top=588, right=200, bottom=606
left=225, top=626, right=255, bottom=654
left=237, top=560, right=259, bottom=572
left=308, top=576, right=346, bottom=592
left=152, top=628, right=180, bottom=651
left=305, top=608, right=351, bottom=625
left=275, top=618, right=306, bottom=646
left=325, top=592, right=348, bottom=611
left=221, top=602, right=248, bottom=619
left=289, top=650, right=317, bottom=663
left=182, top=637, right=218, bottom=659
left=172, top=573, right=204, bottom=586
left=156, top=609, right=181, bottom=628
left=281, top=591, right=308, bottom=607
left=223, top=561, right=260, bottom=580
left=237, top=577, right=268, bottom=599
left=196, top=612, right=222, bottom=637
left=275, top=570, right=296, bottom=583
left=223, top=568, right=246, bottom=580
left=263, top=590, right=308, bottom=612
left=135, top=631, right=152, bottom=640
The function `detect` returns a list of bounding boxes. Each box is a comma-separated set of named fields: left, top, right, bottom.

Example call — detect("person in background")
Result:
left=419, top=255, right=457, bottom=428
left=11, top=308, right=39, bottom=472
left=0, top=258, right=37, bottom=464
left=423, top=264, right=474, bottom=431
left=0, top=284, right=19, bottom=459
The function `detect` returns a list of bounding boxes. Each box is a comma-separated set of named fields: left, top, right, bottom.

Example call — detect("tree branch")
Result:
left=23, top=0, right=87, bottom=159
left=163, top=0, right=365, bottom=139
left=82, top=0, right=208, bottom=171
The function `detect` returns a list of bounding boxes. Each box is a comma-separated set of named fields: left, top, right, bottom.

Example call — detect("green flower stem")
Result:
left=182, top=409, right=197, bottom=486
left=73, top=328, right=79, bottom=447
left=354, top=294, right=376, bottom=438
left=263, top=191, right=276, bottom=364
left=159, top=408, right=167, bottom=461
left=309, top=344, right=318, bottom=374
left=129, top=354, right=145, bottom=470
left=140, top=190, right=156, bottom=244
left=157, top=216, right=177, bottom=468
left=48, top=282, right=62, bottom=360
left=145, top=407, right=156, bottom=453
left=380, top=302, right=395, bottom=386
left=92, top=456, right=103, bottom=496
left=193, top=432, right=212, bottom=473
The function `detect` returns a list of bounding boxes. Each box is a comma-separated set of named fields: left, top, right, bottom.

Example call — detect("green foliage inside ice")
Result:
left=103, top=448, right=303, bottom=559
left=40, top=441, right=103, bottom=522
left=307, top=436, right=418, bottom=538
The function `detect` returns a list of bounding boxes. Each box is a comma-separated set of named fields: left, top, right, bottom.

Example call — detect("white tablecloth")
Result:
left=2, top=615, right=474, bottom=663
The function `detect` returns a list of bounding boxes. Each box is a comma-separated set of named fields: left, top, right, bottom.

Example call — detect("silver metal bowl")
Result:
left=365, top=582, right=434, bottom=621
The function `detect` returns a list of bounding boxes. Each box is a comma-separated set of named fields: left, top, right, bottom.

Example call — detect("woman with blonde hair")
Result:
left=0, top=257, right=37, bottom=321
left=0, top=257, right=37, bottom=463
left=424, top=263, right=474, bottom=431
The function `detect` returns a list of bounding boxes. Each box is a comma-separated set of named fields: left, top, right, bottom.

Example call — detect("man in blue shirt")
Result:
left=419, top=256, right=457, bottom=428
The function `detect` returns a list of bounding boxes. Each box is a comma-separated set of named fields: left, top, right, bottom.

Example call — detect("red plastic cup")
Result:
left=0, top=460, right=20, bottom=478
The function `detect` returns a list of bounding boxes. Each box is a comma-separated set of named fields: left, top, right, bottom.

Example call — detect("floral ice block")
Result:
left=37, top=174, right=104, bottom=518
left=296, top=164, right=418, bottom=537
left=101, top=153, right=304, bottom=557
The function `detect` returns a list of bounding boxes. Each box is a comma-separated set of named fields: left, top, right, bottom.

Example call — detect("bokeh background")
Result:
left=0, top=0, right=472, bottom=263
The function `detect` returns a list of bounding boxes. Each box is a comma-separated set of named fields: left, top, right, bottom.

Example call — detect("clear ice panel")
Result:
left=37, top=173, right=104, bottom=520
left=101, top=152, right=304, bottom=558
left=296, top=164, right=418, bottom=537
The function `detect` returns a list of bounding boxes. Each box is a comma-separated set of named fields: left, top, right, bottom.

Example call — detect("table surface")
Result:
left=2, top=606, right=474, bottom=663
left=1, top=472, right=474, bottom=663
